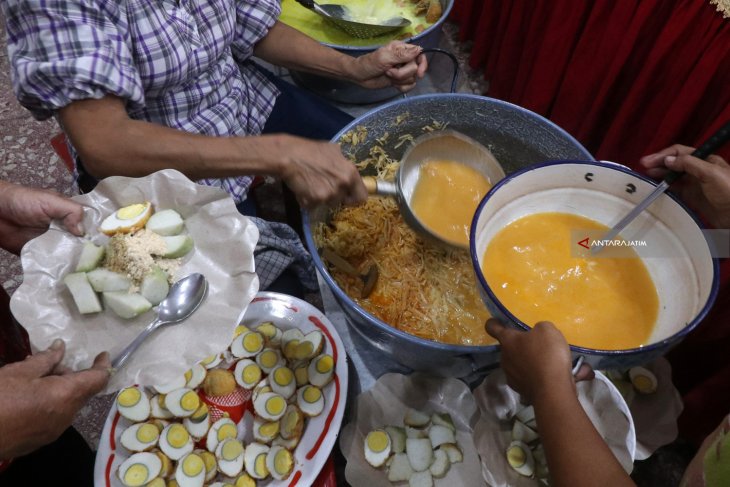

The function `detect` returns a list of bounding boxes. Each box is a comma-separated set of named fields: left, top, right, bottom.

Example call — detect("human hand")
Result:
left=486, top=319, right=593, bottom=403
left=352, top=41, right=428, bottom=92
left=640, top=145, right=730, bottom=229
left=0, top=339, right=110, bottom=460
left=0, top=181, right=84, bottom=254
left=279, top=137, right=368, bottom=209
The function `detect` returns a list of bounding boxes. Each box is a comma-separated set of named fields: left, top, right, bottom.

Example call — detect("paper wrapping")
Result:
left=9, top=170, right=260, bottom=394
left=340, top=372, right=486, bottom=487
left=473, top=370, right=636, bottom=486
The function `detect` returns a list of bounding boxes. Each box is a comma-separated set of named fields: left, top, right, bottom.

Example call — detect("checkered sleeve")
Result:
left=1, top=0, right=145, bottom=120
left=231, top=0, right=282, bottom=62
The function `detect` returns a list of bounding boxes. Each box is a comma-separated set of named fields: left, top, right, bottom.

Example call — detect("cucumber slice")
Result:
left=140, top=267, right=169, bottom=305
left=75, top=242, right=105, bottom=272
left=146, top=209, right=185, bottom=236
left=63, top=272, right=102, bottom=314
left=86, top=268, right=131, bottom=292
left=159, top=235, right=194, bottom=258
left=103, top=292, right=152, bottom=319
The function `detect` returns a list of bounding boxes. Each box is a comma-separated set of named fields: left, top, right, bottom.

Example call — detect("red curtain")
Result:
left=451, top=0, right=730, bottom=447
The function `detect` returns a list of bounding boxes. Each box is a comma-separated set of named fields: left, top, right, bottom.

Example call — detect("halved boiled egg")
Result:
left=251, top=377, right=272, bottom=404
left=159, top=423, right=194, bottom=461
left=253, top=392, right=287, bottom=421
left=144, top=477, right=166, bottom=487
left=506, top=440, right=535, bottom=477
left=269, top=365, right=296, bottom=399
left=193, top=449, right=217, bottom=482
left=281, top=329, right=304, bottom=360
left=279, top=404, right=304, bottom=440
left=297, top=385, right=325, bottom=417
left=153, top=375, right=187, bottom=395
left=100, top=202, right=153, bottom=236
left=175, top=452, right=206, bottom=487
left=152, top=450, right=174, bottom=478
left=117, top=386, right=150, bottom=422
left=232, top=474, right=257, bottom=487
left=308, top=354, right=335, bottom=388
left=206, top=417, right=239, bottom=453
left=232, top=324, right=250, bottom=339
left=364, top=429, right=391, bottom=468
left=215, top=437, right=245, bottom=477
left=120, top=422, right=160, bottom=452
left=272, top=434, right=301, bottom=451
left=199, top=353, right=223, bottom=370
left=291, top=359, right=309, bottom=387
left=256, top=322, right=282, bottom=347
left=629, top=366, right=658, bottom=394
left=118, top=451, right=162, bottom=487
left=253, top=415, right=280, bottom=444
left=183, top=403, right=211, bottom=439
left=243, top=442, right=270, bottom=480
left=295, top=330, right=324, bottom=360
left=231, top=330, right=265, bottom=359
left=164, top=388, right=200, bottom=418
left=255, top=348, right=284, bottom=374
left=184, top=364, right=207, bottom=389
left=234, top=359, right=262, bottom=389
left=150, top=394, right=174, bottom=419
left=266, top=445, right=294, bottom=481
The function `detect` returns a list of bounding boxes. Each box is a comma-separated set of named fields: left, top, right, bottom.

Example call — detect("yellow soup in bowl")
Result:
left=482, top=212, right=658, bottom=350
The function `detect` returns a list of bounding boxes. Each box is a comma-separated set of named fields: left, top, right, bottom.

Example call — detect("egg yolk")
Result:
left=157, top=395, right=167, bottom=408
left=283, top=410, right=300, bottom=432
left=266, top=396, right=286, bottom=415
left=190, top=404, right=208, bottom=422
left=366, top=431, right=389, bottom=453
left=181, top=454, right=204, bottom=477
left=632, top=375, right=654, bottom=393
left=294, top=366, right=308, bottom=385
left=303, top=386, right=322, bottom=403
left=184, top=369, right=193, bottom=382
left=243, top=332, right=263, bottom=352
left=242, top=364, right=262, bottom=384
left=235, top=473, right=257, bottom=487
left=199, top=451, right=216, bottom=474
left=118, top=387, right=142, bottom=407
left=217, top=423, right=238, bottom=442
left=257, top=322, right=277, bottom=338
left=123, top=463, right=150, bottom=486
left=233, top=325, right=249, bottom=338
left=180, top=391, right=200, bottom=411
left=166, top=425, right=189, bottom=448
left=273, top=367, right=293, bottom=385
left=117, top=203, right=150, bottom=220
left=316, top=355, right=334, bottom=374
left=136, top=424, right=159, bottom=443
left=283, top=340, right=299, bottom=358
left=274, top=449, right=293, bottom=474
left=154, top=452, right=171, bottom=476
left=146, top=478, right=165, bottom=487
left=259, top=421, right=279, bottom=438
left=258, top=350, right=278, bottom=369
left=222, top=440, right=244, bottom=461
left=255, top=453, right=269, bottom=476
left=507, top=445, right=527, bottom=467
left=201, top=354, right=219, bottom=366
left=294, top=341, right=314, bottom=359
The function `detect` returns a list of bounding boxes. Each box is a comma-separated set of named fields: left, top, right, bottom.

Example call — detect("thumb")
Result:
left=16, top=339, right=66, bottom=378
left=665, top=154, right=718, bottom=183
left=381, top=42, right=422, bottom=65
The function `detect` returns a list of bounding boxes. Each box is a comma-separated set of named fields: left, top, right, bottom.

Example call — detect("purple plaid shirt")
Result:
left=2, top=0, right=282, bottom=202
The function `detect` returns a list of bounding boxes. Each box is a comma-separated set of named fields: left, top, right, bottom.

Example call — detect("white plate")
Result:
left=94, top=291, right=348, bottom=487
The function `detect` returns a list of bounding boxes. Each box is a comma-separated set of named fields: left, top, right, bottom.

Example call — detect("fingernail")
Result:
left=76, top=222, right=85, bottom=235
left=665, top=156, right=677, bottom=166
left=50, top=338, right=64, bottom=350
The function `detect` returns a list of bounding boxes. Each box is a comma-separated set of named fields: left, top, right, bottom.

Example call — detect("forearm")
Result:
left=533, top=382, right=634, bottom=487
left=59, top=97, right=292, bottom=180
left=253, top=21, right=357, bottom=81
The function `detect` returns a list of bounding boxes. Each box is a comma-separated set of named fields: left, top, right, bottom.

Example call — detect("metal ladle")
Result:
left=362, top=130, right=506, bottom=249
left=111, top=273, right=208, bottom=371
left=295, top=0, right=411, bottom=38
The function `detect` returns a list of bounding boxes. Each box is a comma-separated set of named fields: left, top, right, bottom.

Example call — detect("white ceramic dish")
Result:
left=94, top=292, right=348, bottom=487
left=471, top=160, right=719, bottom=369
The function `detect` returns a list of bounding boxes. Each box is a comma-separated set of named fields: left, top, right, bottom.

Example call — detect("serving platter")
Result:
left=94, top=292, right=347, bottom=486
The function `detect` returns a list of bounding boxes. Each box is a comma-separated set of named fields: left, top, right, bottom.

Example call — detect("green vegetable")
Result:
left=160, top=235, right=194, bottom=258
left=75, top=242, right=105, bottom=272
left=86, top=268, right=131, bottom=292
left=103, top=292, right=152, bottom=319
left=140, top=267, right=169, bottom=305
left=63, top=272, right=102, bottom=314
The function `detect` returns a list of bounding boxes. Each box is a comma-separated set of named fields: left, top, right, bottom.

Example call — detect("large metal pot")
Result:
left=302, top=94, right=595, bottom=379
left=290, top=0, right=454, bottom=104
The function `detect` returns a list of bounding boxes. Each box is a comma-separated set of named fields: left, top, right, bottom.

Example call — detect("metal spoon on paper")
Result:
left=111, top=273, right=208, bottom=371
left=294, top=0, right=410, bottom=38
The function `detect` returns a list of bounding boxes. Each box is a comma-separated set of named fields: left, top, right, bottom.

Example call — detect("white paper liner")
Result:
left=622, top=358, right=683, bottom=460
left=10, top=169, right=260, bottom=394
left=340, top=372, right=486, bottom=487
left=473, top=370, right=636, bottom=486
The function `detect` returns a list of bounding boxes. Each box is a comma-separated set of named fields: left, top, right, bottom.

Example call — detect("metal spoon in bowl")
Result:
left=362, top=130, right=506, bottom=249
left=111, top=273, right=208, bottom=371
left=294, top=0, right=411, bottom=39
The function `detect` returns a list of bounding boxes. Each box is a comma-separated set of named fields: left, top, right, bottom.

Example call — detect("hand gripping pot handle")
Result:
left=665, top=119, right=730, bottom=184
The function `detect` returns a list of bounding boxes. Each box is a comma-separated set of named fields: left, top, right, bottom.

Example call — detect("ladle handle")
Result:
left=294, top=0, right=316, bottom=8
left=362, top=176, right=398, bottom=196
left=665, top=120, right=730, bottom=184
left=111, top=319, right=163, bottom=371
